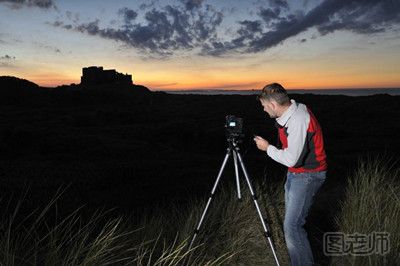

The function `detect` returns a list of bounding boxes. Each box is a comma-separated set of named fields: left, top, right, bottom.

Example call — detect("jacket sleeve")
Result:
left=266, top=113, right=309, bottom=167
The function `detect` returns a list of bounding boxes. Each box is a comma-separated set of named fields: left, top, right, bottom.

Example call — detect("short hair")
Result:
left=257, top=83, right=290, bottom=105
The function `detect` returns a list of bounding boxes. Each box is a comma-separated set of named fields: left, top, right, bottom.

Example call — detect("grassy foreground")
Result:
left=0, top=182, right=289, bottom=265
left=332, top=158, right=400, bottom=265
left=0, top=157, right=399, bottom=265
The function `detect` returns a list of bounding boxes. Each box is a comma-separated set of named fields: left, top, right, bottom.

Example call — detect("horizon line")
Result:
left=2, top=75, right=399, bottom=91
left=154, top=87, right=400, bottom=92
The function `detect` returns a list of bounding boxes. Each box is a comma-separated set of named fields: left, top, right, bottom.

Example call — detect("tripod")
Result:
left=188, top=137, right=280, bottom=266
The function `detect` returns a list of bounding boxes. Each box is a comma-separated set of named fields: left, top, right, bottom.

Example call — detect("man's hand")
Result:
left=253, top=135, right=270, bottom=152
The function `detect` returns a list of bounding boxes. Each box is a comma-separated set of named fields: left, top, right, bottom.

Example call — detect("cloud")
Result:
left=0, top=0, right=56, bottom=9
left=0, top=54, right=16, bottom=60
left=139, top=0, right=160, bottom=11
left=118, top=7, right=138, bottom=25
left=65, top=11, right=80, bottom=23
left=53, top=2, right=223, bottom=57
left=180, top=0, right=205, bottom=10
left=268, top=0, right=289, bottom=10
left=150, top=82, right=179, bottom=88
left=32, top=41, right=62, bottom=53
left=52, top=0, right=400, bottom=57
left=212, top=0, right=400, bottom=55
left=188, top=81, right=262, bottom=90
left=0, top=54, right=17, bottom=68
left=259, top=8, right=281, bottom=24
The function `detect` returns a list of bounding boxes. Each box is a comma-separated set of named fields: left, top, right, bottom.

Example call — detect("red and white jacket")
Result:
left=266, top=100, right=327, bottom=173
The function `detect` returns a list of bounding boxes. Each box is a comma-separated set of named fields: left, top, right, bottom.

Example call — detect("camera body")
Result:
left=225, top=115, right=244, bottom=139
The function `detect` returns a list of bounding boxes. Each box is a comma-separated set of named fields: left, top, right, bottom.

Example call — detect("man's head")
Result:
left=257, top=83, right=291, bottom=118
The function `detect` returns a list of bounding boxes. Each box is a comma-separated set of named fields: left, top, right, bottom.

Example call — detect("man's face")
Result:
left=260, top=99, right=277, bottom=118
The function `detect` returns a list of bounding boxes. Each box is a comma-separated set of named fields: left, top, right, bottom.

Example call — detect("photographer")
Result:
left=254, top=83, right=327, bottom=266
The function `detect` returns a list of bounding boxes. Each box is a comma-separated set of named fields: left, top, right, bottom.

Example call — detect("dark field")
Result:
left=1, top=77, right=400, bottom=264
left=0, top=79, right=399, bottom=212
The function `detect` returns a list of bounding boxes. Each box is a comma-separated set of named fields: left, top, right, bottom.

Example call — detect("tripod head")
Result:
left=226, top=136, right=241, bottom=149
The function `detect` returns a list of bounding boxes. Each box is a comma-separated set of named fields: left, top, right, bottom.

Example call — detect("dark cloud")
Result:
left=0, top=0, right=56, bottom=9
left=139, top=0, right=160, bottom=11
left=0, top=55, right=17, bottom=68
left=259, top=7, right=281, bottom=23
left=216, top=0, right=400, bottom=55
left=53, top=2, right=223, bottom=57
left=0, top=54, right=16, bottom=60
left=180, top=0, right=205, bottom=10
left=316, top=0, right=400, bottom=35
left=268, top=0, right=289, bottom=10
left=118, top=7, right=138, bottom=25
left=51, top=20, right=73, bottom=30
left=52, top=0, right=400, bottom=57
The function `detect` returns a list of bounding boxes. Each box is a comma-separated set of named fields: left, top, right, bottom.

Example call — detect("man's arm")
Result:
left=266, top=115, right=309, bottom=168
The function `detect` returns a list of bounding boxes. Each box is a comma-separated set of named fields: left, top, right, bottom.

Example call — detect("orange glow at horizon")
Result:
left=133, top=71, right=400, bottom=91
left=10, top=57, right=400, bottom=90
left=26, top=74, right=400, bottom=90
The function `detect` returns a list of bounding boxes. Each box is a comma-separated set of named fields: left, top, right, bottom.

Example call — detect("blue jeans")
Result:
left=284, top=171, right=326, bottom=266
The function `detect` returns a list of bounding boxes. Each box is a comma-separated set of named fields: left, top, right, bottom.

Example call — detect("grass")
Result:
left=0, top=157, right=399, bottom=265
left=331, top=157, right=400, bottom=265
left=0, top=181, right=289, bottom=265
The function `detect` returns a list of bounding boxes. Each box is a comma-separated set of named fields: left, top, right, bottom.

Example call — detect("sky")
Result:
left=0, top=0, right=399, bottom=90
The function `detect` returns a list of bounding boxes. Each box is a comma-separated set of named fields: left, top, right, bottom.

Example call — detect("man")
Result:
left=253, top=83, right=327, bottom=266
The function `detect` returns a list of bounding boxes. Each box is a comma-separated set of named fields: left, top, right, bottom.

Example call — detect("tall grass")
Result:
left=4, top=157, right=398, bottom=265
left=171, top=180, right=290, bottom=265
left=0, top=179, right=289, bottom=265
left=332, top=157, right=400, bottom=265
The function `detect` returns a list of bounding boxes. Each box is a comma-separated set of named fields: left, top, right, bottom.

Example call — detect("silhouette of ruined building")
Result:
left=80, top=66, right=132, bottom=86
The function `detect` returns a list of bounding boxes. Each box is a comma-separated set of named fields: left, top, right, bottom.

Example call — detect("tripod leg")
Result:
left=188, top=147, right=232, bottom=251
left=235, top=150, right=281, bottom=266
left=233, top=149, right=242, bottom=199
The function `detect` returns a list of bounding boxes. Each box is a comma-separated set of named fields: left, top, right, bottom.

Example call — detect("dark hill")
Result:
left=0, top=76, right=152, bottom=106
left=0, top=75, right=42, bottom=95
left=0, top=75, right=40, bottom=90
left=0, top=76, right=45, bottom=105
left=132, top=84, right=151, bottom=94
left=1, top=76, right=398, bottom=213
left=74, top=83, right=151, bottom=94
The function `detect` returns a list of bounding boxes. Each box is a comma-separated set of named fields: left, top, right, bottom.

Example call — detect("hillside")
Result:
left=0, top=78, right=398, bottom=210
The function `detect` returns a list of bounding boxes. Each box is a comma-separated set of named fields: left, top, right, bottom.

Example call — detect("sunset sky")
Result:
left=0, top=0, right=399, bottom=90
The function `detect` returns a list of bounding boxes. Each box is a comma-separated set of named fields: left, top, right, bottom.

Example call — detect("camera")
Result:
left=225, top=115, right=244, bottom=139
